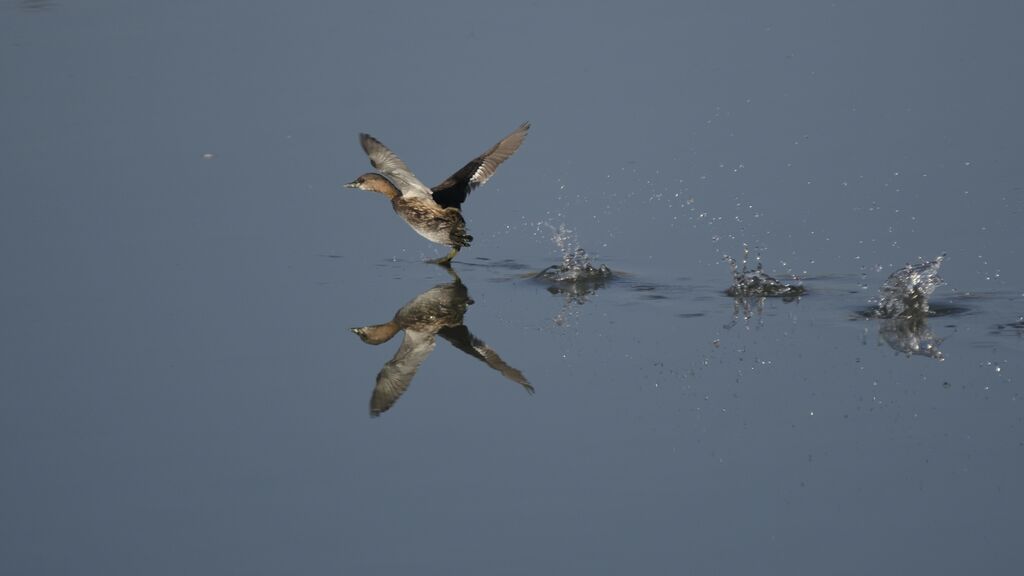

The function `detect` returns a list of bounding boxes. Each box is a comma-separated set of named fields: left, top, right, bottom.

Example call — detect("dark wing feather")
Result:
left=437, top=325, right=533, bottom=394
left=431, top=122, right=530, bottom=210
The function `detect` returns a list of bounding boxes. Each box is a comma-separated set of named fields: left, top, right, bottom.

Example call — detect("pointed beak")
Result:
left=344, top=180, right=358, bottom=189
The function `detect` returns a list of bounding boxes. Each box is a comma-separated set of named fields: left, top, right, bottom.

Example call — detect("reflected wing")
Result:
left=370, top=331, right=436, bottom=417
left=437, top=325, right=533, bottom=394
left=432, top=122, right=530, bottom=210
left=359, top=133, right=434, bottom=199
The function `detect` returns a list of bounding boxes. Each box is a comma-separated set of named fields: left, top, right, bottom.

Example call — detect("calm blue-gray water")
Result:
left=2, top=2, right=1023, bottom=574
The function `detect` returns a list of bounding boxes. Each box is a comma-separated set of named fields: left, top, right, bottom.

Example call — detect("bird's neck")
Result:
left=357, top=321, right=400, bottom=344
left=371, top=179, right=401, bottom=200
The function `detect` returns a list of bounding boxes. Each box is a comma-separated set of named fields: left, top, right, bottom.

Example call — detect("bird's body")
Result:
left=347, top=173, right=473, bottom=250
left=346, top=122, right=529, bottom=265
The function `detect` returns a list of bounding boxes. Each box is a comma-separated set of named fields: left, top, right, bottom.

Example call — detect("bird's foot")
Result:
left=430, top=247, right=459, bottom=267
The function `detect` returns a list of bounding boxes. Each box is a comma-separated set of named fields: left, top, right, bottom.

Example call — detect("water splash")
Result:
left=723, top=246, right=805, bottom=300
left=532, top=224, right=613, bottom=323
left=543, top=246, right=612, bottom=282
left=874, top=254, right=945, bottom=318
left=535, top=223, right=612, bottom=285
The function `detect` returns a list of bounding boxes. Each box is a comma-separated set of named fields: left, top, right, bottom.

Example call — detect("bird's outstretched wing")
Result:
left=359, top=133, right=435, bottom=200
left=370, top=331, right=436, bottom=417
left=437, top=325, right=533, bottom=394
left=431, top=122, right=530, bottom=210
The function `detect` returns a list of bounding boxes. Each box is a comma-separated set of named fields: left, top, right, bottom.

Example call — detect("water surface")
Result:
left=2, top=2, right=1022, bottom=575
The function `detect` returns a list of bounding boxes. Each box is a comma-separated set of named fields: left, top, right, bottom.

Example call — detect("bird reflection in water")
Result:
left=351, top=268, right=533, bottom=417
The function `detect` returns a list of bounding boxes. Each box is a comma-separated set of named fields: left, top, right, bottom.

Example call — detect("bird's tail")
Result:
left=449, top=210, right=473, bottom=248
left=451, top=225, right=473, bottom=248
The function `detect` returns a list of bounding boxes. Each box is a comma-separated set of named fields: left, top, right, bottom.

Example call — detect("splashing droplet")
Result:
left=875, top=255, right=945, bottom=318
